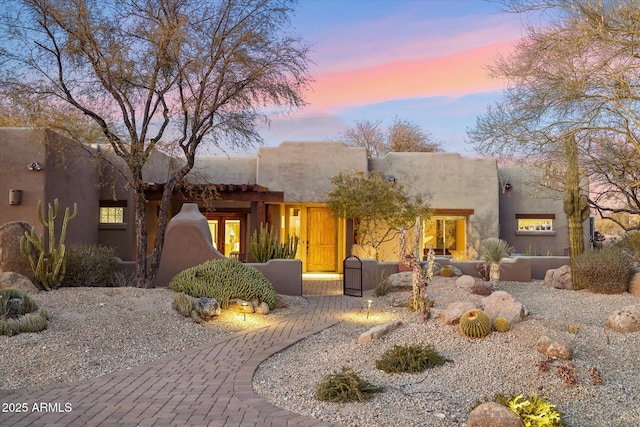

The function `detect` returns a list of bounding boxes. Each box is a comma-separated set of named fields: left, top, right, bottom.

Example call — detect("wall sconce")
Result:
left=27, top=162, right=43, bottom=171
left=504, top=183, right=512, bottom=191
left=9, top=189, right=22, bottom=205
left=388, top=176, right=396, bottom=183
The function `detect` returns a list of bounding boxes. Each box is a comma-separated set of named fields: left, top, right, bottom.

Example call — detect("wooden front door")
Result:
left=307, top=207, right=337, bottom=271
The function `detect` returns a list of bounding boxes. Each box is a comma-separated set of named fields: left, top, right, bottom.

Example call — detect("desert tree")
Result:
left=0, top=0, right=311, bottom=287
left=325, top=170, right=431, bottom=260
left=467, top=0, right=640, bottom=287
left=341, top=116, right=443, bottom=157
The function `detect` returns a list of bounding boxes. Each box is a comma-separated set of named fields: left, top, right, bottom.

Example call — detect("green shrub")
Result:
left=1, top=289, right=48, bottom=336
left=573, top=247, right=633, bottom=293
left=374, top=277, right=389, bottom=296
left=375, top=344, right=452, bottom=373
left=168, top=259, right=277, bottom=308
left=62, top=244, right=116, bottom=287
left=612, top=231, right=640, bottom=259
left=315, top=366, right=384, bottom=402
left=0, top=289, right=39, bottom=317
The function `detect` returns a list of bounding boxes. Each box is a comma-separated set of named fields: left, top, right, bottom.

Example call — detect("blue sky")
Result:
left=251, top=0, right=524, bottom=156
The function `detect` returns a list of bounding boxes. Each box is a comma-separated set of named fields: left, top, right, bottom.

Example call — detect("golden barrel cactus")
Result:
left=493, top=317, right=510, bottom=332
left=459, top=309, right=491, bottom=338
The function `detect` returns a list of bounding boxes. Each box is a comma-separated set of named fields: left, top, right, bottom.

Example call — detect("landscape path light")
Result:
left=242, top=302, right=249, bottom=321
left=366, top=299, right=373, bottom=319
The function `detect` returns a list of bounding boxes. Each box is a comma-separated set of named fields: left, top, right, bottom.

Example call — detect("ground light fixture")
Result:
left=366, top=299, right=373, bottom=319
left=241, top=302, right=249, bottom=321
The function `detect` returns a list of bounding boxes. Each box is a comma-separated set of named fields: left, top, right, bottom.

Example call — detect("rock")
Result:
left=629, top=272, right=640, bottom=297
left=254, top=301, right=270, bottom=315
left=605, top=305, right=640, bottom=333
left=196, top=298, right=221, bottom=320
left=0, top=271, right=39, bottom=294
left=536, top=335, right=573, bottom=360
left=456, top=275, right=476, bottom=289
left=470, top=281, right=494, bottom=296
left=387, top=272, right=413, bottom=290
left=439, top=301, right=477, bottom=325
left=544, top=265, right=573, bottom=290
left=390, top=291, right=411, bottom=307
left=447, top=265, right=463, bottom=276
left=0, top=221, right=35, bottom=283
left=482, top=291, right=527, bottom=324
left=467, top=402, right=525, bottom=427
left=356, top=320, right=403, bottom=344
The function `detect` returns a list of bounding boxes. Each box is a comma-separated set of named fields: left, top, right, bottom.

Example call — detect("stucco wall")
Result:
left=256, top=141, right=368, bottom=202
left=188, top=157, right=257, bottom=185
left=498, top=165, right=574, bottom=257
left=369, top=153, right=500, bottom=258
left=0, top=128, right=100, bottom=246
left=0, top=128, right=47, bottom=231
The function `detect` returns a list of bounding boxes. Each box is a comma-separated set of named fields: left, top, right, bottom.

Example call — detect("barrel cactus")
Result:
left=459, top=309, right=491, bottom=338
left=440, top=265, right=454, bottom=277
left=493, top=317, right=510, bottom=333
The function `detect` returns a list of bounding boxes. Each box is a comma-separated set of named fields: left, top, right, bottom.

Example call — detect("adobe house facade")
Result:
left=0, top=128, right=581, bottom=274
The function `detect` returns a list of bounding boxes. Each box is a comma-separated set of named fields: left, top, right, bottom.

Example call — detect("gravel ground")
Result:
left=0, top=286, right=308, bottom=390
left=2, top=279, right=638, bottom=426
left=253, top=277, right=640, bottom=427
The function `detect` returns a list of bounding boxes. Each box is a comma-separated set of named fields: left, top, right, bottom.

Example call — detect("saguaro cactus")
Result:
left=20, top=199, right=78, bottom=290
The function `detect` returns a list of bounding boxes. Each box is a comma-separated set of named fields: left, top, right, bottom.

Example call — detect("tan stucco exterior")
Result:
left=257, top=141, right=368, bottom=202
left=0, top=128, right=100, bottom=246
left=1, top=130, right=583, bottom=274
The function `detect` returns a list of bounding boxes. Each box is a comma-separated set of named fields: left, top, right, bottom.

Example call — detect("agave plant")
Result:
left=478, top=238, right=514, bottom=282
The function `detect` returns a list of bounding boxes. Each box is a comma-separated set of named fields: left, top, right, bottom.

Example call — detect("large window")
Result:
left=423, top=216, right=467, bottom=256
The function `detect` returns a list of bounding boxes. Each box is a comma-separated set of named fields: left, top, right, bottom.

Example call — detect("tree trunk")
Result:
left=563, top=133, right=585, bottom=289
left=133, top=176, right=148, bottom=288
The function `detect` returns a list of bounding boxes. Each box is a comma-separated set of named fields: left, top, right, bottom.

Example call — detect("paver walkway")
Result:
left=0, top=280, right=361, bottom=427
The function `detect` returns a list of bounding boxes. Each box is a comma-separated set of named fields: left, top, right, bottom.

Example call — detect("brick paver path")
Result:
left=0, top=280, right=360, bottom=427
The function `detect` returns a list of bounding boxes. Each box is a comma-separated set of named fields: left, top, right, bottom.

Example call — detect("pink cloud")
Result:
left=306, top=40, right=516, bottom=112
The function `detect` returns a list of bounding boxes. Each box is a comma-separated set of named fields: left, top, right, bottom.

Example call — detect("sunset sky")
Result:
left=254, top=0, right=524, bottom=156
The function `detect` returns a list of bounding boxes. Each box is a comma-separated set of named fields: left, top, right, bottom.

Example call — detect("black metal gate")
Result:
left=343, top=256, right=363, bottom=297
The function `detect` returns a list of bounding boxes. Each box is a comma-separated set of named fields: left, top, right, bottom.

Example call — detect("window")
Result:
left=99, top=200, right=127, bottom=226
left=517, top=218, right=553, bottom=231
left=100, top=207, right=124, bottom=223
left=515, top=214, right=555, bottom=234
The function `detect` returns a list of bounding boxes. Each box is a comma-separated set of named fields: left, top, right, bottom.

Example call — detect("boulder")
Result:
left=456, top=275, right=476, bottom=290
left=605, top=304, right=640, bottom=333
left=430, top=262, right=443, bottom=276
left=0, top=271, right=39, bottom=294
left=628, top=271, right=640, bottom=297
left=544, top=265, right=573, bottom=290
left=356, top=320, right=403, bottom=344
left=482, top=291, right=527, bottom=324
left=387, top=272, right=413, bottom=290
left=0, top=221, right=35, bottom=283
left=536, top=335, right=573, bottom=360
left=439, top=301, right=477, bottom=325
left=254, top=301, right=270, bottom=315
left=467, top=402, right=525, bottom=427
left=196, top=298, right=221, bottom=320
left=390, top=291, right=411, bottom=307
